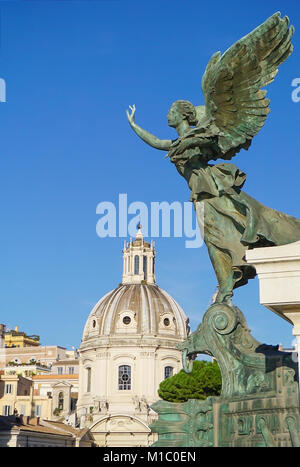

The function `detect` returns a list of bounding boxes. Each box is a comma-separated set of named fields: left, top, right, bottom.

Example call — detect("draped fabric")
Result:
left=169, top=144, right=300, bottom=289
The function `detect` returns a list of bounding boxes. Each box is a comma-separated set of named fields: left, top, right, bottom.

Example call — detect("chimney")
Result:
left=29, top=416, right=40, bottom=426
left=19, top=415, right=30, bottom=425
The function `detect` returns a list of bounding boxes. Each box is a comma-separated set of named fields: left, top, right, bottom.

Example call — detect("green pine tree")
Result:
left=158, top=360, right=222, bottom=403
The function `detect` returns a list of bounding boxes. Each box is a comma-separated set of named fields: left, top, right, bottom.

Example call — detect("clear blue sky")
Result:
left=0, top=0, right=299, bottom=349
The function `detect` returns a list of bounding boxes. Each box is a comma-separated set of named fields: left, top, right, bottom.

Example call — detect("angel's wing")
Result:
left=201, top=12, right=294, bottom=159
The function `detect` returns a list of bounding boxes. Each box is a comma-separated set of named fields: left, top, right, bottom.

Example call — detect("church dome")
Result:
left=81, top=225, right=188, bottom=347
left=77, top=226, right=188, bottom=446
left=82, top=283, right=188, bottom=344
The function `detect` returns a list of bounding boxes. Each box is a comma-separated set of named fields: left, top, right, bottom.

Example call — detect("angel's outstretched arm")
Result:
left=126, top=105, right=172, bottom=151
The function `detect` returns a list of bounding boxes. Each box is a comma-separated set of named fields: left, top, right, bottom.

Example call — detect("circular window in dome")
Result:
left=164, top=318, right=170, bottom=326
left=123, top=316, right=131, bottom=325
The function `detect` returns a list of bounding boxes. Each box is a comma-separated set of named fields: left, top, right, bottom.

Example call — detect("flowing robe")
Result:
left=168, top=140, right=300, bottom=289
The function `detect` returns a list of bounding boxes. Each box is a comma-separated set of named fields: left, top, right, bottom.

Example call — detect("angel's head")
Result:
left=167, top=100, right=198, bottom=128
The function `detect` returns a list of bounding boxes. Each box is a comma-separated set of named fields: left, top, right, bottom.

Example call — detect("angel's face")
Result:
left=167, top=104, right=183, bottom=128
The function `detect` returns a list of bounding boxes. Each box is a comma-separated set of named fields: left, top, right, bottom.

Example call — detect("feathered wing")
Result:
left=201, top=12, right=294, bottom=159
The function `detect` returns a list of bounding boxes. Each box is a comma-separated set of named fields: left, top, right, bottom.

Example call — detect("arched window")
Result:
left=134, top=255, right=139, bottom=275
left=86, top=367, right=91, bottom=393
left=118, top=365, right=131, bottom=390
left=164, top=366, right=173, bottom=379
left=58, top=392, right=64, bottom=411
left=143, top=256, right=147, bottom=280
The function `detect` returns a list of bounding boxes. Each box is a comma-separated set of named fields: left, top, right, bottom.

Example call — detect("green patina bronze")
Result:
left=127, top=12, right=300, bottom=447
left=127, top=12, right=300, bottom=304
left=150, top=304, right=300, bottom=447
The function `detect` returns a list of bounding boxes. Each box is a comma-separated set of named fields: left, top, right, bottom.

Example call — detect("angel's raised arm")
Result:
left=126, top=105, right=172, bottom=151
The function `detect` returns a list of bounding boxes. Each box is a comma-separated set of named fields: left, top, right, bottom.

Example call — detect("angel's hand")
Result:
left=126, top=105, right=172, bottom=151
left=126, top=105, right=136, bottom=126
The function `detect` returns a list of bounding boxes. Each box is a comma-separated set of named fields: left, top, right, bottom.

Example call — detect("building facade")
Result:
left=77, top=226, right=189, bottom=446
left=0, top=373, right=53, bottom=420
left=0, top=415, right=93, bottom=447
left=0, top=335, right=79, bottom=422
left=4, top=326, right=40, bottom=348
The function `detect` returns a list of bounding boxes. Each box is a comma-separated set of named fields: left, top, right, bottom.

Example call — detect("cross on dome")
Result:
left=136, top=222, right=143, bottom=240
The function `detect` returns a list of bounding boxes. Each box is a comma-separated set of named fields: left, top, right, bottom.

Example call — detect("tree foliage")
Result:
left=158, top=360, right=222, bottom=403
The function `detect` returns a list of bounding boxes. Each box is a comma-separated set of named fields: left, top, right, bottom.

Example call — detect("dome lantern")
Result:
left=122, top=224, right=155, bottom=285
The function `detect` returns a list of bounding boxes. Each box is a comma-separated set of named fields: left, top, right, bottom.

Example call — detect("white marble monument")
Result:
left=246, top=241, right=300, bottom=388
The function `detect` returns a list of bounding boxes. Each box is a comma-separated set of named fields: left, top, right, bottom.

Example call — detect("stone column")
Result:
left=246, top=240, right=300, bottom=399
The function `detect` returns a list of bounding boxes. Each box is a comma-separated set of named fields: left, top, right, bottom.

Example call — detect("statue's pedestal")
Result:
left=150, top=241, right=300, bottom=447
left=246, top=240, right=300, bottom=389
left=150, top=304, right=300, bottom=447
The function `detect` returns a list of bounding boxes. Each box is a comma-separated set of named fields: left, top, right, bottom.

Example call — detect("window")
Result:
left=68, top=367, right=74, bottom=375
left=143, top=256, right=147, bottom=280
left=123, top=316, right=131, bottom=325
left=118, top=365, right=131, bottom=390
left=134, top=255, right=139, bottom=275
left=70, top=398, right=77, bottom=412
left=164, top=366, right=173, bottom=379
left=58, top=392, right=64, bottom=411
left=5, top=384, right=13, bottom=394
left=3, top=405, right=11, bottom=416
left=35, top=405, right=41, bottom=417
left=86, top=367, right=91, bottom=393
left=57, top=367, right=63, bottom=375
left=164, top=318, right=170, bottom=326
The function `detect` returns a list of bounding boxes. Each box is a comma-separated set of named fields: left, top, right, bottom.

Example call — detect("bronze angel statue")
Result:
left=127, top=12, right=300, bottom=305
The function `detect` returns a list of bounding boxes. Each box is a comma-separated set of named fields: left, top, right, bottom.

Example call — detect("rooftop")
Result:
left=0, top=415, right=86, bottom=439
left=32, top=374, right=78, bottom=380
